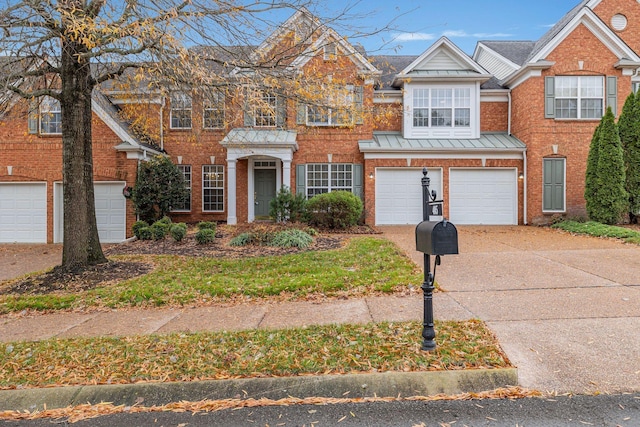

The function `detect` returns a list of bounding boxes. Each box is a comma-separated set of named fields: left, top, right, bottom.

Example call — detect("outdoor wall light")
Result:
left=369, top=172, right=374, bottom=179
left=518, top=172, right=524, bottom=180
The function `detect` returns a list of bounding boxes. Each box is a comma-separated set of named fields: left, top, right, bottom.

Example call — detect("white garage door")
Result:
left=375, top=168, right=442, bottom=225
left=449, top=169, right=517, bottom=225
left=0, top=183, right=47, bottom=243
left=54, top=182, right=126, bottom=243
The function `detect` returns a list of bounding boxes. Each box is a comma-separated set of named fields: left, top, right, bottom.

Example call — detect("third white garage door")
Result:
left=375, top=168, right=442, bottom=225
left=449, top=168, right=517, bottom=225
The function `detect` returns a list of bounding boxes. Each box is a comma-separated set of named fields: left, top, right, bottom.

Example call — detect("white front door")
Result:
left=375, top=168, right=443, bottom=225
left=449, top=168, right=517, bottom=225
left=0, top=183, right=47, bottom=243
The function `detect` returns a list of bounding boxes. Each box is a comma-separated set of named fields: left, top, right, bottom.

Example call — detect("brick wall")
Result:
left=510, top=23, right=628, bottom=224
left=0, top=99, right=140, bottom=242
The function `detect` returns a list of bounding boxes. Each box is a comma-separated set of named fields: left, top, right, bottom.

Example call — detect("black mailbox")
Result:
left=415, top=220, right=459, bottom=255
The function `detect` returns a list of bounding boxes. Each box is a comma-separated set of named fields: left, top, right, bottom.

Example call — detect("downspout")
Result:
left=159, top=97, right=165, bottom=151
left=507, top=91, right=512, bottom=136
left=523, top=150, right=528, bottom=225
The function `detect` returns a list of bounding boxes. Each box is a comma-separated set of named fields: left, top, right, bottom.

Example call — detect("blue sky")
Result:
left=312, top=0, right=582, bottom=56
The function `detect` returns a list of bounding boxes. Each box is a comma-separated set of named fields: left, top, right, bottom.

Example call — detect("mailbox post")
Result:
left=415, top=168, right=458, bottom=351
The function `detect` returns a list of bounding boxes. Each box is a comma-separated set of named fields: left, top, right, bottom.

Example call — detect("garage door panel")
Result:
left=449, top=169, right=517, bottom=225
left=0, top=183, right=47, bottom=243
left=376, top=168, right=442, bottom=225
left=55, top=182, right=126, bottom=243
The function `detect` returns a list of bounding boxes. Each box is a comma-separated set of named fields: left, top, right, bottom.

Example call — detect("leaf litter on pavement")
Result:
left=1, top=320, right=509, bottom=390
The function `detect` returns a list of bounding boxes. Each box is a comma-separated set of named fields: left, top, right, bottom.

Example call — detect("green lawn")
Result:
left=0, top=237, right=423, bottom=313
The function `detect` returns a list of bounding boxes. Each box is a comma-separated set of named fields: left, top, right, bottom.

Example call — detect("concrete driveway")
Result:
left=381, top=225, right=640, bottom=394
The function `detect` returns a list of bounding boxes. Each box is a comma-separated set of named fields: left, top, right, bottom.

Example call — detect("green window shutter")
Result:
left=352, top=164, right=363, bottom=199
left=296, top=102, right=306, bottom=125
left=295, top=164, right=306, bottom=197
left=276, top=95, right=286, bottom=128
left=607, top=76, right=618, bottom=116
left=545, top=76, right=555, bottom=118
left=243, top=88, right=254, bottom=127
left=354, top=86, right=364, bottom=125
left=543, top=158, right=565, bottom=211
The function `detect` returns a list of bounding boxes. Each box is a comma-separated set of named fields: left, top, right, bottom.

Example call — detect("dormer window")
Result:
left=412, top=88, right=470, bottom=128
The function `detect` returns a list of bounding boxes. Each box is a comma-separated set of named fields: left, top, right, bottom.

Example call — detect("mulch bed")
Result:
left=1, top=224, right=379, bottom=296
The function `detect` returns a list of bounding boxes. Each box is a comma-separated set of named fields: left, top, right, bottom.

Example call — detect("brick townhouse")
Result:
left=1, top=0, right=638, bottom=243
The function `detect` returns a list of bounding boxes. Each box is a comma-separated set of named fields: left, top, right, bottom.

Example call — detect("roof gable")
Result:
left=528, top=6, right=640, bottom=63
left=400, top=37, right=487, bottom=75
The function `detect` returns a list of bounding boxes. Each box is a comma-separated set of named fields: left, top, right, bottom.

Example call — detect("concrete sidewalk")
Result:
left=382, top=225, right=640, bottom=394
left=0, top=294, right=473, bottom=342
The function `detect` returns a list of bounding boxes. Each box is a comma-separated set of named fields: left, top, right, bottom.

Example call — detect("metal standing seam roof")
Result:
left=359, top=131, right=526, bottom=152
left=220, top=128, right=298, bottom=146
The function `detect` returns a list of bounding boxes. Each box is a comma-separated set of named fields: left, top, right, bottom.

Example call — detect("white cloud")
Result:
left=443, top=30, right=513, bottom=38
left=391, top=32, right=437, bottom=42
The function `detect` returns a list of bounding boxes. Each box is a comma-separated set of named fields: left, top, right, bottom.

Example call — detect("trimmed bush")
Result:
left=271, top=229, right=313, bottom=248
left=158, top=216, right=172, bottom=225
left=132, top=220, right=149, bottom=239
left=195, top=228, right=216, bottom=244
left=197, top=221, right=216, bottom=231
left=169, top=223, right=188, bottom=242
left=150, top=221, right=170, bottom=240
left=306, top=191, right=363, bottom=229
left=137, top=226, right=153, bottom=241
left=229, top=232, right=254, bottom=247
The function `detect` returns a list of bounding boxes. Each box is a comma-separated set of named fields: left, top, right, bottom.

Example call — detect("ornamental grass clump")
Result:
left=229, top=232, right=254, bottom=247
left=271, top=229, right=313, bottom=248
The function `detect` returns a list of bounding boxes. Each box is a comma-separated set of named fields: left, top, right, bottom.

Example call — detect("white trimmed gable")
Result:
left=473, top=43, right=521, bottom=81
left=399, top=37, right=489, bottom=76
left=529, top=7, right=640, bottom=63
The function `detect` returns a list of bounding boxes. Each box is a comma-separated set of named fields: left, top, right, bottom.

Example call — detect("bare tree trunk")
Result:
left=60, top=36, right=107, bottom=270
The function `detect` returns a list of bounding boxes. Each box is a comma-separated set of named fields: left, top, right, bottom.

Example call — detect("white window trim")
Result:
left=203, top=92, right=225, bottom=129
left=254, top=92, right=277, bottom=127
left=306, top=85, right=354, bottom=127
left=173, top=165, right=192, bottom=212
left=202, top=165, right=224, bottom=212
left=170, top=92, right=193, bottom=129
left=306, top=163, right=354, bottom=198
left=404, top=83, right=479, bottom=139
left=542, top=158, right=566, bottom=213
left=40, top=96, right=62, bottom=135
left=554, top=76, right=604, bottom=120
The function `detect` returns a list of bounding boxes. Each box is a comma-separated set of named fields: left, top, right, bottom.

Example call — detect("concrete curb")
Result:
left=0, top=368, right=517, bottom=411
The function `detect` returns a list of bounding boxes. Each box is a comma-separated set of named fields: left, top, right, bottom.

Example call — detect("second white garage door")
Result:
left=449, top=168, right=517, bottom=225
left=375, top=168, right=442, bottom=225
left=54, top=182, right=126, bottom=243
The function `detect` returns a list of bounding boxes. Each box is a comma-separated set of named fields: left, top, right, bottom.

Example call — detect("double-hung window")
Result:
left=306, top=164, right=353, bottom=198
left=173, top=165, right=192, bottom=212
left=170, top=92, right=192, bottom=129
left=203, top=91, right=225, bottom=129
left=254, top=92, right=277, bottom=127
left=202, top=165, right=224, bottom=212
left=40, top=96, right=62, bottom=134
left=306, top=85, right=353, bottom=126
left=412, top=88, right=470, bottom=128
left=554, top=76, right=603, bottom=119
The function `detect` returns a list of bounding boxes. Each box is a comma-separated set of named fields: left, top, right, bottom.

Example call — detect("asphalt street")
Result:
left=2, top=393, right=639, bottom=426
